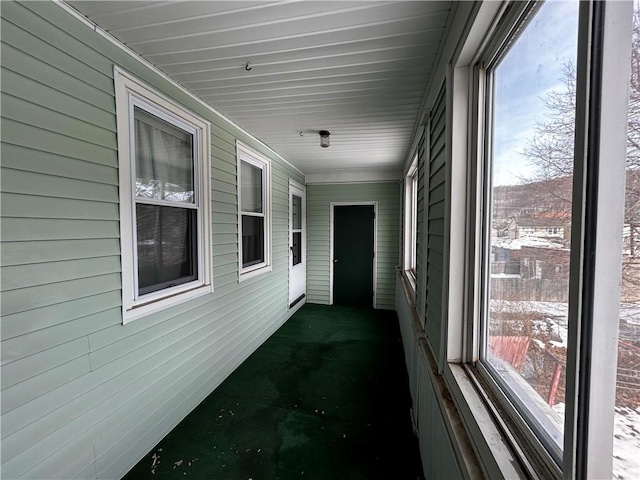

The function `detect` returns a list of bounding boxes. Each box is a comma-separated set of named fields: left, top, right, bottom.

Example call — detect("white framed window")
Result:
left=237, top=142, right=272, bottom=281
left=114, top=67, right=212, bottom=323
left=475, top=0, right=572, bottom=470
left=447, top=1, right=634, bottom=479
left=475, top=1, right=579, bottom=468
left=404, top=155, right=418, bottom=285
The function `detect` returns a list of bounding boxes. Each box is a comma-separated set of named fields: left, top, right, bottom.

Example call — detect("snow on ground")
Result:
left=494, top=299, right=639, bottom=477
left=552, top=403, right=640, bottom=479
left=493, top=236, right=566, bottom=250
left=490, top=299, right=569, bottom=318
left=490, top=299, right=640, bottom=344
left=489, top=299, right=640, bottom=322
left=613, top=406, right=640, bottom=480
left=490, top=299, right=570, bottom=346
left=620, top=302, right=640, bottom=326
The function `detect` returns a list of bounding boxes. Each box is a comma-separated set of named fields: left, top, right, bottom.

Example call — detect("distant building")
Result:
left=520, top=246, right=570, bottom=281
left=516, top=217, right=570, bottom=241
left=491, top=235, right=567, bottom=279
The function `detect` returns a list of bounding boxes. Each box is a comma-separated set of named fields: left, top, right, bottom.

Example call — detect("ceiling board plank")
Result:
left=188, top=69, right=429, bottom=96
left=68, top=0, right=453, bottom=176
left=113, top=2, right=377, bottom=44
left=140, top=14, right=447, bottom=63
left=172, top=47, right=435, bottom=83
left=125, top=3, right=448, bottom=52
left=159, top=33, right=439, bottom=71
left=70, top=1, right=274, bottom=31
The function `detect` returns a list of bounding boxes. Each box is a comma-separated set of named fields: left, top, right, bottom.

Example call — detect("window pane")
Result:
left=613, top=6, right=640, bottom=478
left=242, top=215, right=265, bottom=267
left=136, top=204, right=197, bottom=295
left=484, top=0, right=578, bottom=458
left=410, top=172, right=418, bottom=271
left=292, top=194, right=302, bottom=230
left=292, top=231, right=302, bottom=266
left=241, top=161, right=263, bottom=213
left=134, top=107, right=194, bottom=203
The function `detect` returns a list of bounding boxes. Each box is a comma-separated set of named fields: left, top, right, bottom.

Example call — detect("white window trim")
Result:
left=114, top=67, right=213, bottom=324
left=236, top=141, right=272, bottom=281
left=563, top=3, right=631, bottom=477
left=404, top=155, right=418, bottom=290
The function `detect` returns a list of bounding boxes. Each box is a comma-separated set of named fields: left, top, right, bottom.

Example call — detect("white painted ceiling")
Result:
left=68, top=1, right=452, bottom=177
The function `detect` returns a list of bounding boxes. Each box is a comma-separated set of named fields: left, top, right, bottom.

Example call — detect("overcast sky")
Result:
left=492, top=0, right=579, bottom=186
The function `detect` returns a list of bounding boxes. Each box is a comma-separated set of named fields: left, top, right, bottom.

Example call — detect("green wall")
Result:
left=306, top=182, right=401, bottom=309
left=0, top=2, right=304, bottom=478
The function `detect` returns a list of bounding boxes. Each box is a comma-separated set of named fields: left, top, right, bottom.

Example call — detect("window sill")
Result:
left=444, top=363, right=531, bottom=479
left=404, top=269, right=417, bottom=293
left=397, top=272, right=524, bottom=479
left=238, top=264, right=272, bottom=282
left=123, top=283, right=213, bottom=324
left=400, top=270, right=417, bottom=304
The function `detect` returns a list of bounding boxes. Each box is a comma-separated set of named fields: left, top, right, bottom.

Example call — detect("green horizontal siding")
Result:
left=1, top=257, right=121, bottom=292
left=0, top=1, right=304, bottom=479
left=0, top=143, right=118, bottom=185
left=415, top=131, right=427, bottom=317
left=306, top=182, right=401, bottom=309
left=425, top=84, right=447, bottom=354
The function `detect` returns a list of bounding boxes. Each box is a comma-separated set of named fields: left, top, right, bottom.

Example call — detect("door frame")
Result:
left=288, top=179, right=307, bottom=308
left=329, top=201, right=378, bottom=307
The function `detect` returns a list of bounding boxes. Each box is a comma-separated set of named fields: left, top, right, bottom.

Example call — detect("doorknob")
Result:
left=333, top=259, right=338, bottom=263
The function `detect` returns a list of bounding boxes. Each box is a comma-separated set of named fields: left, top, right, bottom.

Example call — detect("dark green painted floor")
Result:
left=124, top=304, right=423, bottom=480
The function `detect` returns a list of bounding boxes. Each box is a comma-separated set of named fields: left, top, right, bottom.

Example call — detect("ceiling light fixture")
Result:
left=319, top=130, right=331, bottom=148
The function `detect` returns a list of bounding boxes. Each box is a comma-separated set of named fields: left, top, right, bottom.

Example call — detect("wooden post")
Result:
left=548, top=362, right=563, bottom=406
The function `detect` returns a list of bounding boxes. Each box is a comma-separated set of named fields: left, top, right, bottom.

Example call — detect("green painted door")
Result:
left=333, top=205, right=375, bottom=307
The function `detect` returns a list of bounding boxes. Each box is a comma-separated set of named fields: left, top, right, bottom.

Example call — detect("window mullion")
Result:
left=563, top=2, right=633, bottom=478
left=136, top=197, right=198, bottom=209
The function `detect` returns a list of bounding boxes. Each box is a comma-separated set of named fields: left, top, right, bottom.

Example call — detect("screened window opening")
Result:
left=482, top=0, right=579, bottom=461
left=241, top=214, right=265, bottom=267
left=136, top=204, right=197, bottom=294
